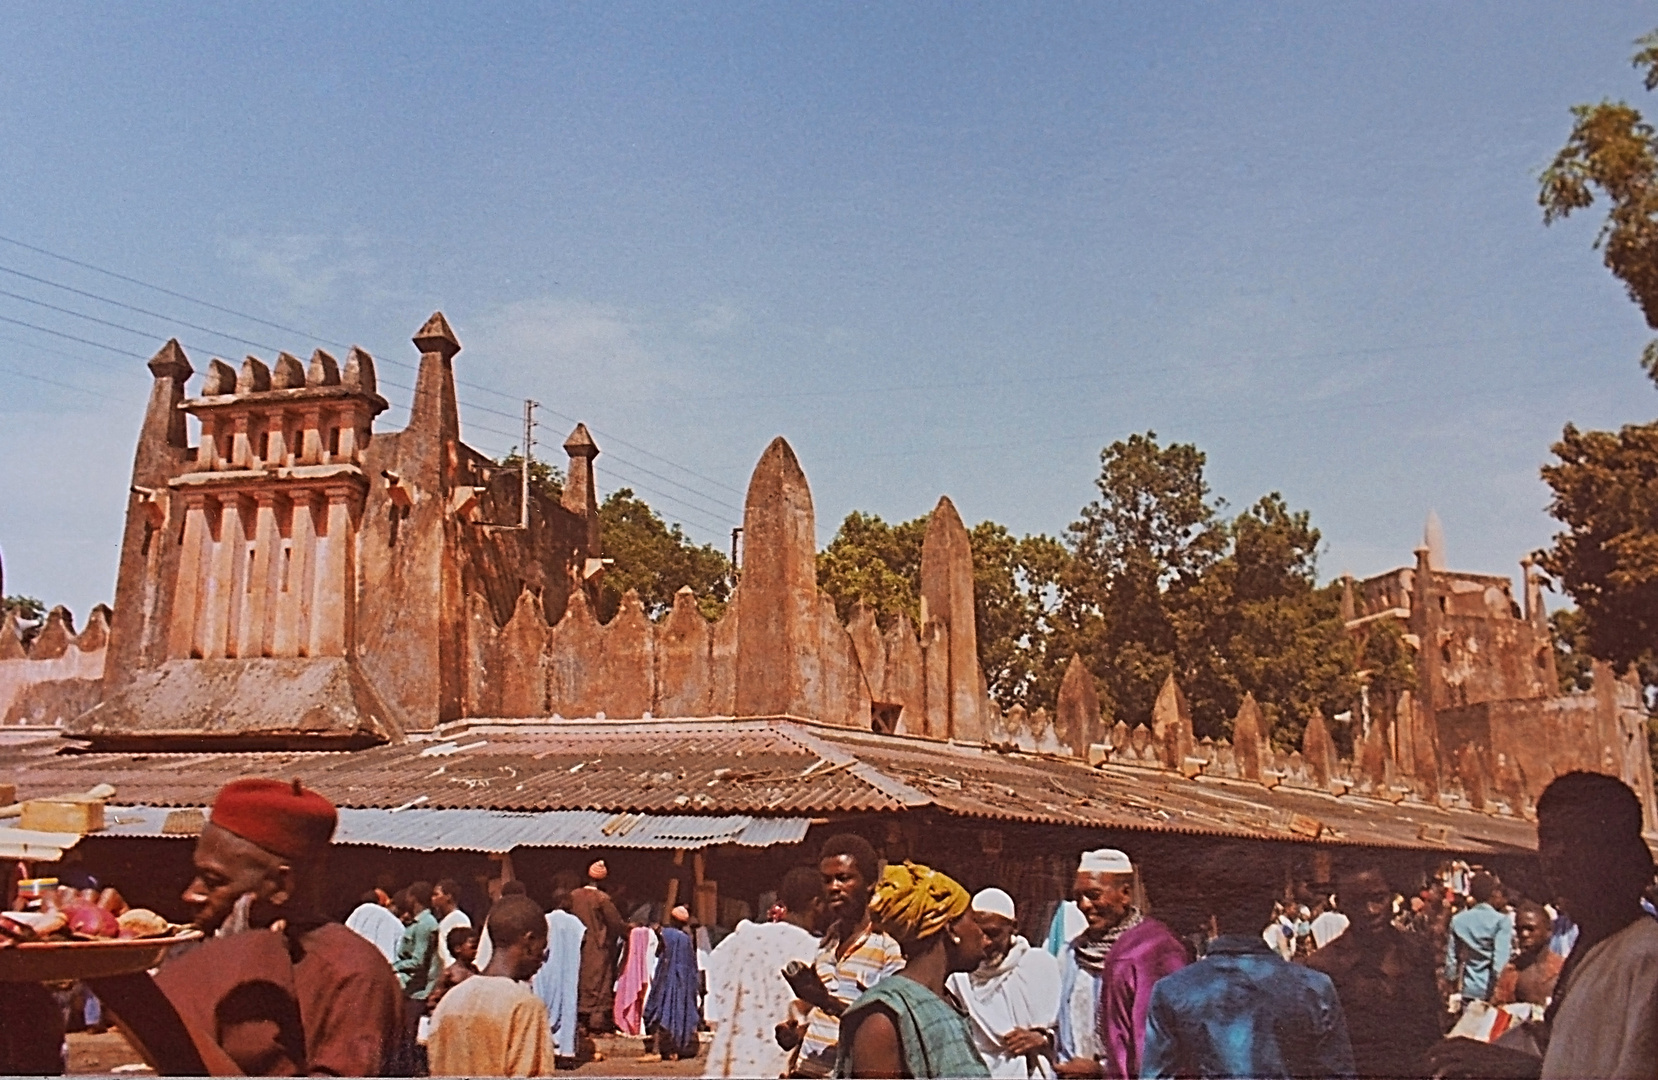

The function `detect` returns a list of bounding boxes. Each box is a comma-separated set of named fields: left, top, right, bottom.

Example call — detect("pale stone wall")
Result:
left=0, top=606, right=109, bottom=726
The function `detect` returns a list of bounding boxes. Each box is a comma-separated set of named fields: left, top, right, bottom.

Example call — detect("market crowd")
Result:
left=2, top=769, right=1655, bottom=1078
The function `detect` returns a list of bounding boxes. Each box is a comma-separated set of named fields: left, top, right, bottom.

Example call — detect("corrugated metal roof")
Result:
left=3, top=722, right=897, bottom=815
left=1, top=718, right=1540, bottom=854
left=96, top=805, right=811, bottom=852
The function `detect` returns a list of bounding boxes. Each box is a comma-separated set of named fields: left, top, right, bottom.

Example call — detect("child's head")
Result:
left=449, top=925, right=480, bottom=965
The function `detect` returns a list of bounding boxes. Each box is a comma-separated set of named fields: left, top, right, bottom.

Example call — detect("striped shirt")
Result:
left=793, top=923, right=904, bottom=1078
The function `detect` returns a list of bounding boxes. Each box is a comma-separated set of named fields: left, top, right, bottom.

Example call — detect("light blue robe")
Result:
left=532, top=909, right=586, bottom=1057
left=1055, top=938, right=1101, bottom=1064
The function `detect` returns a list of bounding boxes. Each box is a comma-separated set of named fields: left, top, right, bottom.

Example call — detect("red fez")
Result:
left=209, top=778, right=337, bottom=861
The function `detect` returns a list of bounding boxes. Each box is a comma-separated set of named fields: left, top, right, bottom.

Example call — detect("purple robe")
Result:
left=1096, top=918, right=1189, bottom=1079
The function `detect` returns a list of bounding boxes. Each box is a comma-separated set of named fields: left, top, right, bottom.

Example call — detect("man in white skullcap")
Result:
left=1055, top=850, right=1187, bottom=1078
left=947, top=888, right=1064, bottom=1078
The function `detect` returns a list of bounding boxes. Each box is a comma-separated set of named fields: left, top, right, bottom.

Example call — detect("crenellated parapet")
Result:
left=75, top=313, right=601, bottom=748
left=0, top=605, right=111, bottom=726
left=165, top=349, right=387, bottom=663
left=468, top=435, right=998, bottom=737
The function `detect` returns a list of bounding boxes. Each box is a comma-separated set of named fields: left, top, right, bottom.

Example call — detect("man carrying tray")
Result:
left=154, top=777, right=403, bottom=1076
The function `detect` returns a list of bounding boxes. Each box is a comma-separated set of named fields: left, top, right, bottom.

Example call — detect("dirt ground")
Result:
left=66, top=1030, right=707, bottom=1077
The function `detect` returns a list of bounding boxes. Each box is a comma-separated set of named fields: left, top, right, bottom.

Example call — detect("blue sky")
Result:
left=3, top=2, right=1657, bottom=619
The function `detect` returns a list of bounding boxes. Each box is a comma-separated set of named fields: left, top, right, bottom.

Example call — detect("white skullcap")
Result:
left=970, top=887, right=1017, bottom=920
left=1078, top=849, right=1134, bottom=875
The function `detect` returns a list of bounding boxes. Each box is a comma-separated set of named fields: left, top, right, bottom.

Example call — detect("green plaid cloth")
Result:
left=834, top=975, right=990, bottom=1078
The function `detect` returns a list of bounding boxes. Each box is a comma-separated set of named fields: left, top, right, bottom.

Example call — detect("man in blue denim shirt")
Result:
left=1141, top=869, right=1355, bottom=1079
left=1444, top=872, right=1512, bottom=1003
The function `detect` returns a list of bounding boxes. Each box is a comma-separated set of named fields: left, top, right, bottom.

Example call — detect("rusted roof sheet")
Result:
left=0, top=718, right=1538, bottom=853
left=0, top=722, right=904, bottom=815
left=808, top=726, right=1537, bottom=852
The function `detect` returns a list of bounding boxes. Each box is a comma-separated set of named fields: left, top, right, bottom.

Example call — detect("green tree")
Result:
left=1536, top=421, right=1658, bottom=694
left=817, top=512, right=927, bottom=628
left=1174, top=494, right=1358, bottom=748
left=817, top=511, right=1071, bottom=709
left=2, top=596, right=45, bottom=623
left=1063, top=432, right=1229, bottom=726
left=595, top=489, right=732, bottom=622
left=1540, top=29, right=1658, bottom=384
left=1550, top=606, right=1597, bottom=693
left=970, top=523, right=1070, bottom=709
left=496, top=451, right=564, bottom=503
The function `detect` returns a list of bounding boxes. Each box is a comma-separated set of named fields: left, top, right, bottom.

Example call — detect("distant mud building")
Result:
left=1, top=313, right=1651, bottom=930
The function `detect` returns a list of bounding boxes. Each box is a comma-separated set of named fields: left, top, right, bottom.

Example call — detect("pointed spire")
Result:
left=272, top=352, right=306, bottom=389
left=1302, top=709, right=1335, bottom=789
left=920, top=495, right=984, bottom=743
left=75, top=605, right=111, bottom=653
left=408, top=312, right=460, bottom=437
left=1424, top=510, right=1447, bottom=571
left=0, top=610, right=26, bottom=661
left=1055, top=654, right=1101, bottom=757
left=412, top=311, right=461, bottom=360
left=29, top=606, right=76, bottom=660
left=563, top=423, right=599, bottom=458
left=1151, top=673, right=1195, bottom=770
left=142, top=340, right=192, bottom=451
left=1232, top=693, right=1266, bottom=783
left=561, top=423, right=601, bottom=554
left=147, top=338, right=192, bottom=382
left=735, top=437, right=818, bottom=719
left=307, top=349, right=341, bottom=387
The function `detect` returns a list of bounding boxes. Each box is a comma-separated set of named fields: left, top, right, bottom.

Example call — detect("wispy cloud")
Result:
left=217, top=231, right=381, bottom=315
left=689, top=301, right=745, bottom=337
left=468, top=297, right=654, bottom=389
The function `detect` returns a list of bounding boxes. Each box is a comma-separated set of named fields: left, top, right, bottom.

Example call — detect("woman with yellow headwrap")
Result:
left=834, top=862, right=992, bottom=1078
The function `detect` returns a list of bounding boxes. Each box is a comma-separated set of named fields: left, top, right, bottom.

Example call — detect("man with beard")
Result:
left=1304, top=863, right=1441, bottom=1078
left=946, top=888, right=1063, bottom=1078
left=781, top=833, right=904, bottom=1078
left=1492, top=900, right=1564, bottom=1008
left=154, top=778, right=402, bottom=1076
left=1054, top=849, right=1187, bottom=1078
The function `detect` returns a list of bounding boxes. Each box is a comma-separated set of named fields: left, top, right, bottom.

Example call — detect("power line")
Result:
left=0, top=309, right=733, bottom=530
left=0, top=313, right=146, bottom=357
left=0, top=236, right=748, bottom=504
left=0, top=233, right=337, bottom=345
left=0, top=362, right=120, bottom=402
left=534, top=400, right=746, bottom=499
left=0, top=263, right=283, bottom=354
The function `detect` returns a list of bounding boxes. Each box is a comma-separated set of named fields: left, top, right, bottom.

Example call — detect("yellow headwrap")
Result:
left=868, top=861, right=971, bottom=943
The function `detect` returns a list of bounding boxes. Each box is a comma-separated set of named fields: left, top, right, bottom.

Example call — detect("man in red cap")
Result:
left=155, top=778, right=402, bottom=1076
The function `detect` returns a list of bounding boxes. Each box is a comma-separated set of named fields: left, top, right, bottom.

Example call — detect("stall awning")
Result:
left=95, top=806, right=812, bottom=853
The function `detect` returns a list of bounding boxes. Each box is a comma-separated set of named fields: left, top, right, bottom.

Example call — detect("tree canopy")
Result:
left=1536, top=33, right=1658, bottom=707
left=816, top=432, right=1364, bottom=749
left=596, top=489, right=732, bottom=623
left=1537, top=421, right=1658, bottom=693
left=1540, top=29, right=1658, bottom=384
